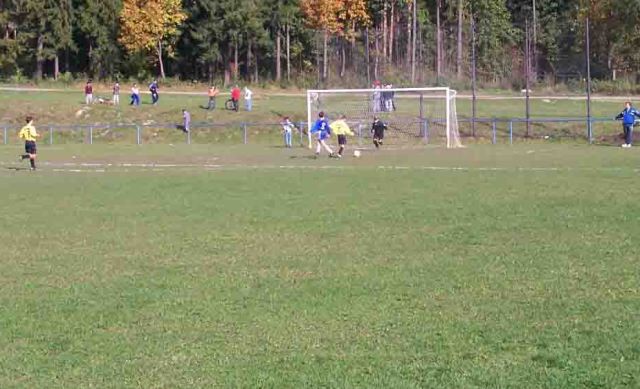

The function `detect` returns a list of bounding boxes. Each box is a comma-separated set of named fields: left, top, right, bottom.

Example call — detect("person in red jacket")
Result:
left=84, top=80, right=93, bottom=105
left=230, top=85, right=241, bottom=112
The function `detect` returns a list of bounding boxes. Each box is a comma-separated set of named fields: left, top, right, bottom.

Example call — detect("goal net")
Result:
left=306, top=87, right=462, bottom=148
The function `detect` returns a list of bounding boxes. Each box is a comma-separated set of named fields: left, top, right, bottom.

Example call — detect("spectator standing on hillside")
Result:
left=112, top=81, right=120, bottom=105
left=84, top=80, right=93, bottom=105
left=149, top=79, right=159, bottom=105
left=244, top=86, right=253, bottom=112
left=207, top=86, right=219, bottom=110
left=230, top=85, right=241, bottom=112
left=130, top=83, right=140, bottom=106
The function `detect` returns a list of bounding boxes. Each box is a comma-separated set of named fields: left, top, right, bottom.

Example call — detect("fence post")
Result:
left=136, top=125, right=141, bottom=145
left=3, top=127, right=7, bottom=145
left=588, top=118, right=593, bottom=144
left=509, top=121, right=513, bottom=145
left=49, top=126, right=53, bottom=145
left=492, top=118, right=497, bottom=144
left=242, top=123, right=247, bottom=144
left=424, top=120, right=430, bottom=143
left=89, top=126, right=93, bottom=145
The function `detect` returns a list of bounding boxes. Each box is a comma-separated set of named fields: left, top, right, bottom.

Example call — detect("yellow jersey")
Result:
left=330, top=120, right=354, bottom=136
left=19, top=123, right=38, bottom=142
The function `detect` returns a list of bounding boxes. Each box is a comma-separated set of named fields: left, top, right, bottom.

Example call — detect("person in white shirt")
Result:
left=130, top=84, right=140, bottom=106
left=244, top=87, right=253, bottom=112
left=281, top=116, right=297, bottom=148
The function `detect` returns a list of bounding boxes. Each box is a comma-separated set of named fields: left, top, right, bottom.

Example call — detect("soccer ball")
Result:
left=353, top=150, right=361, bottom=158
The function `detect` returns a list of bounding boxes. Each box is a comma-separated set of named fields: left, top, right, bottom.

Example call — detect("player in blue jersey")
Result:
left=310, top=111, right=336, bottom=157
left=615, top=101, right=640, bottom=148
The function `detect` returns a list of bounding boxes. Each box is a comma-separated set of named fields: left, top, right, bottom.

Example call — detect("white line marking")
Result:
left=2, top=160, right=639, bottom=173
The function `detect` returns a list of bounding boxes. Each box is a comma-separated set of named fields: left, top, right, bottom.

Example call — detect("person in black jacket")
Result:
left=371, top=116, right=387, bottom=149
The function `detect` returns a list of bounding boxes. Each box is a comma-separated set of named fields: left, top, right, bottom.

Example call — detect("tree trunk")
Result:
left=54, top=54, right=60, bottom=80
left=374, top=26, right=379, bottom=80
left=276, top=29, right=281, bottom=82
left=389, top=0, right=394, bottom=63
left=35, top=33, right=44, bottom=80
left=457, top=0, right=463, bottom=79
left=340, top=38, right=346, bottom=78
left=407, top=0, right=412, bottom=69
left=323, top=29, right=328, bottom=80
left=247, top=38, right=252, bottom=80
left=234, top=38, right=239, bottom=80
left=254, top=48, right=259, bottom=83
left=436, top=0, right=442, bottom=79
left=157, top=41, right=166, bottom=79
left=382, top=2, right=388, bottom=61
left=65, top=48, right=70, bottom=73
left=286, top=24, right=291, bottom=82
left=411, top=0, right=417, bottom=83
left=365, top=27, right=371, bottom=85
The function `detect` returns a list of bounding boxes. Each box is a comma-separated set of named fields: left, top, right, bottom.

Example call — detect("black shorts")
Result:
left=373, top=130, right=384, bottom=139
left=338, top=134, right=347, bottom=145
left=25, top=141, right=36, bottom=154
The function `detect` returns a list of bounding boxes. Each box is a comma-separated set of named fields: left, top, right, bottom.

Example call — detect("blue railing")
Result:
left=0, top=117, right=622, bottom=145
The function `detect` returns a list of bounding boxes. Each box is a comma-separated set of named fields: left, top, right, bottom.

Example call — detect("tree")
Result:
left=75, top=0, right=123, bottom=79
left=181, top=0, right=224, bottom=81
left=119, top=0, right=186, bottom=79
left=300, top=0, right=342, bottom=80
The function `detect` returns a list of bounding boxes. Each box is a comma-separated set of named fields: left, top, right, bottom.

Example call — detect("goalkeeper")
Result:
left=371, top=116, right=387, bottom=149
left=310, top=111, right=335, bottom=157
left=330, top=115, right=354, bottom=158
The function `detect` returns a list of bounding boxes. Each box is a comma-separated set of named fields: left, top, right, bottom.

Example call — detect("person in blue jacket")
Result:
left=310, top=111, right=335, bottom=157
left=615, top=101, right=640, bottom=147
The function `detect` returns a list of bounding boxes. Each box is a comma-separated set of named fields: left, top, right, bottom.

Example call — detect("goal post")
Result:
left=306, top=87, right=462, bottom=148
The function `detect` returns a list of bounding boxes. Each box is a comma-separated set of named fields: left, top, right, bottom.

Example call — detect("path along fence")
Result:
left=0, top=117, right=627, bottom=146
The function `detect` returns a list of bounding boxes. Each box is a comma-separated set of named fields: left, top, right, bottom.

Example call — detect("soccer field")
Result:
left=1, top=144, right=639, bottom=388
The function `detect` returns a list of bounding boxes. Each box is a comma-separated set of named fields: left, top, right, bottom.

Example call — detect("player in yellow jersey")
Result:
left=330, top=115, right=354, bottom=158
left=18, top=116, right=39, bottom=171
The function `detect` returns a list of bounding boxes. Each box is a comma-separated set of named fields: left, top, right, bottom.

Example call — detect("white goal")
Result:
left=306, top=87, right=462, bottom=148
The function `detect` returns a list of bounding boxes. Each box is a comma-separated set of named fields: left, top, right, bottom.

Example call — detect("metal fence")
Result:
left=0, top=117, right=625, bottom=146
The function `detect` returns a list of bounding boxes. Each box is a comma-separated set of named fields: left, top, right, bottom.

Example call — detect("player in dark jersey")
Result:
left=371, top=116, right=387, bottom=149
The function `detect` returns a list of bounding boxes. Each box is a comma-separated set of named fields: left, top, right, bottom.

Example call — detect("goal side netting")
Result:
left=306, top=87, right=462, bottom=149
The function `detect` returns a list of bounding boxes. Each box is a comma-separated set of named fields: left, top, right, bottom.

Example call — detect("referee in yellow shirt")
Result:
left=330, top=115, right=354, bottom=158
left=18, top=116, right=39, bottom=171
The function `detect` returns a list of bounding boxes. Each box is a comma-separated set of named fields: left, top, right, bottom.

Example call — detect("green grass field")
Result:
left=0, top=144, right=639, bottom=388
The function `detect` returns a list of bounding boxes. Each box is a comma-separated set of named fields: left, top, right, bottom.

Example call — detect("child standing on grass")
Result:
left=330, top=115, right=354, bottom=158
left=112, top=81, right=120, bottom=105
left=231, top=85, right=241, bottom=112
left=311, top=111, right=335, bottom=158
left=615, top=101, right=640, bottom=148
left=130, top=84, right=140, bottom=106
left=207, top=86, right=219, bottom=110
left=149, top=80, right=159, bottom=105
left=281, top=116, right=297, bottom=148
left=18, top=116, right=39, bottom=171
left=244, top=86, right=253, bottom=112
left=84, top=80, right=93, bottom=105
